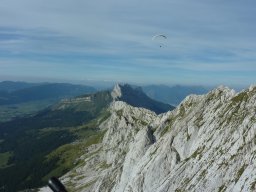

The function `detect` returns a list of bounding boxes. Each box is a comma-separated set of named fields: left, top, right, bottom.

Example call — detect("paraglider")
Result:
left=152, top=34, right=167, bottom=48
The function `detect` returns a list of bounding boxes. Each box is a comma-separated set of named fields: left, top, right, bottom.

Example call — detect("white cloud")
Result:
left=0, top=0, right=256, bottom=85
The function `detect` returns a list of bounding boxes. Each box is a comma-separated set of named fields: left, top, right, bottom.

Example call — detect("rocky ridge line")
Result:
left=40, top=85, right=256, bottom=192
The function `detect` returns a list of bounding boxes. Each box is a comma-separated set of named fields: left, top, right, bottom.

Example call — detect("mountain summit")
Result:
left=51, top=83, right=173, bottom=115
left=111, top=84, right=174, bottom=114
left=39, top=85, right=256, bottom=192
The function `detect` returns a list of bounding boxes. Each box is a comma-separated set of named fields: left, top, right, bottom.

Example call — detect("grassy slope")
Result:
left=0, top=152, right=13, bottom=168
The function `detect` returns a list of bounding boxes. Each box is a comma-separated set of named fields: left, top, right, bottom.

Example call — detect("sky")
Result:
left=0, top=0, right=256, bottom=87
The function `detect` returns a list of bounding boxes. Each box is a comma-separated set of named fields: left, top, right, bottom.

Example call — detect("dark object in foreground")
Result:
left=48, top=177, right=68, bottom=192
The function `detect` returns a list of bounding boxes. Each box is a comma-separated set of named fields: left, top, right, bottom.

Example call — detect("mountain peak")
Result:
left=249, top=84, right=256, bottom=92
left=111, top=84, right=122, bottom=100
left=215, top=85, right=235, bottom=93
left=111, top=84, right=174, bottom=114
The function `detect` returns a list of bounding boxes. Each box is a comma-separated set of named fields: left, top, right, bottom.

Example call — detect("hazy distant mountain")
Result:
left=112, top=84, right=174, bottom=114
left=0, top=81, right=39, bottom=92
left=0, top=83, right=96, bottom=105
left=142, top=84, right=209, bottom=106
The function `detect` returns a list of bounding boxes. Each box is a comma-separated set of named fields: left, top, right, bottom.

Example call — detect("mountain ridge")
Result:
left=0, top=81, right=40, bottom=92
left=112, top=84, right=174, bottom=114
left=39, top=84, right=256, bottom=192
left=0, top=82, right=96, bottom=105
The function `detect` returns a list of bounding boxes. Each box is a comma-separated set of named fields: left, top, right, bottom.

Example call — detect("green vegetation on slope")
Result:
left=43, top=128, right=107, bottom=182
left=0, top=90, right=112, bottom=191
left=0, top=151, right=13, bottom=168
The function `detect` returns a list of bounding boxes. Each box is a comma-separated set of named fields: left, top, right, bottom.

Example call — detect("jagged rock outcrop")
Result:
left=111, top=84, right=122, bottom=100
left=40, top=85, right=256, bottom=192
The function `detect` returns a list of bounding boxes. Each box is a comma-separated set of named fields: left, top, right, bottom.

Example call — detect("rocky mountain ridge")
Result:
left=40, top=85, right=256, bottom=192
left=51, top=84, right=172, bottom=115
left=112, top=84, right=174, bottom=114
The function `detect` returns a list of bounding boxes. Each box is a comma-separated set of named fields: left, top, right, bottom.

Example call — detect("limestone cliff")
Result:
left=40, top=85, right=256, bottom=192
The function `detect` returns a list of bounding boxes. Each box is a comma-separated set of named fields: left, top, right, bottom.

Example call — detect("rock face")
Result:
left=52, top=83, right=172, bottom=115
left=112, top=84, right=174, bottom=114
left=111, top=84, right=122, bottom=100
left=40, top=85, right=256, bottom=192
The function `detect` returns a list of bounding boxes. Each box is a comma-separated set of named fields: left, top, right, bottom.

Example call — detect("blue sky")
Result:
left=0, top=0, right=256, bottom=87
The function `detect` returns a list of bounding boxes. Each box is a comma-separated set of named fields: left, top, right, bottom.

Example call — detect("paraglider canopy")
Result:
left=152, top=34, right=167, bottom=47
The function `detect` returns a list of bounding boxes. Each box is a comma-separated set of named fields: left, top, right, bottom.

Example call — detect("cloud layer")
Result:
left=0, top=0, right=256, bottom=86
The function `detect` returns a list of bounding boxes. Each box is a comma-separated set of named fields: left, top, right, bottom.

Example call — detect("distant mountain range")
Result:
left=0, top=81, right=39, bottom=92
left=142, top=84, right=209, bottom=106
left=0, top=81, right=211, bottom=107
left=0, top=81, right=96, bottom=105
